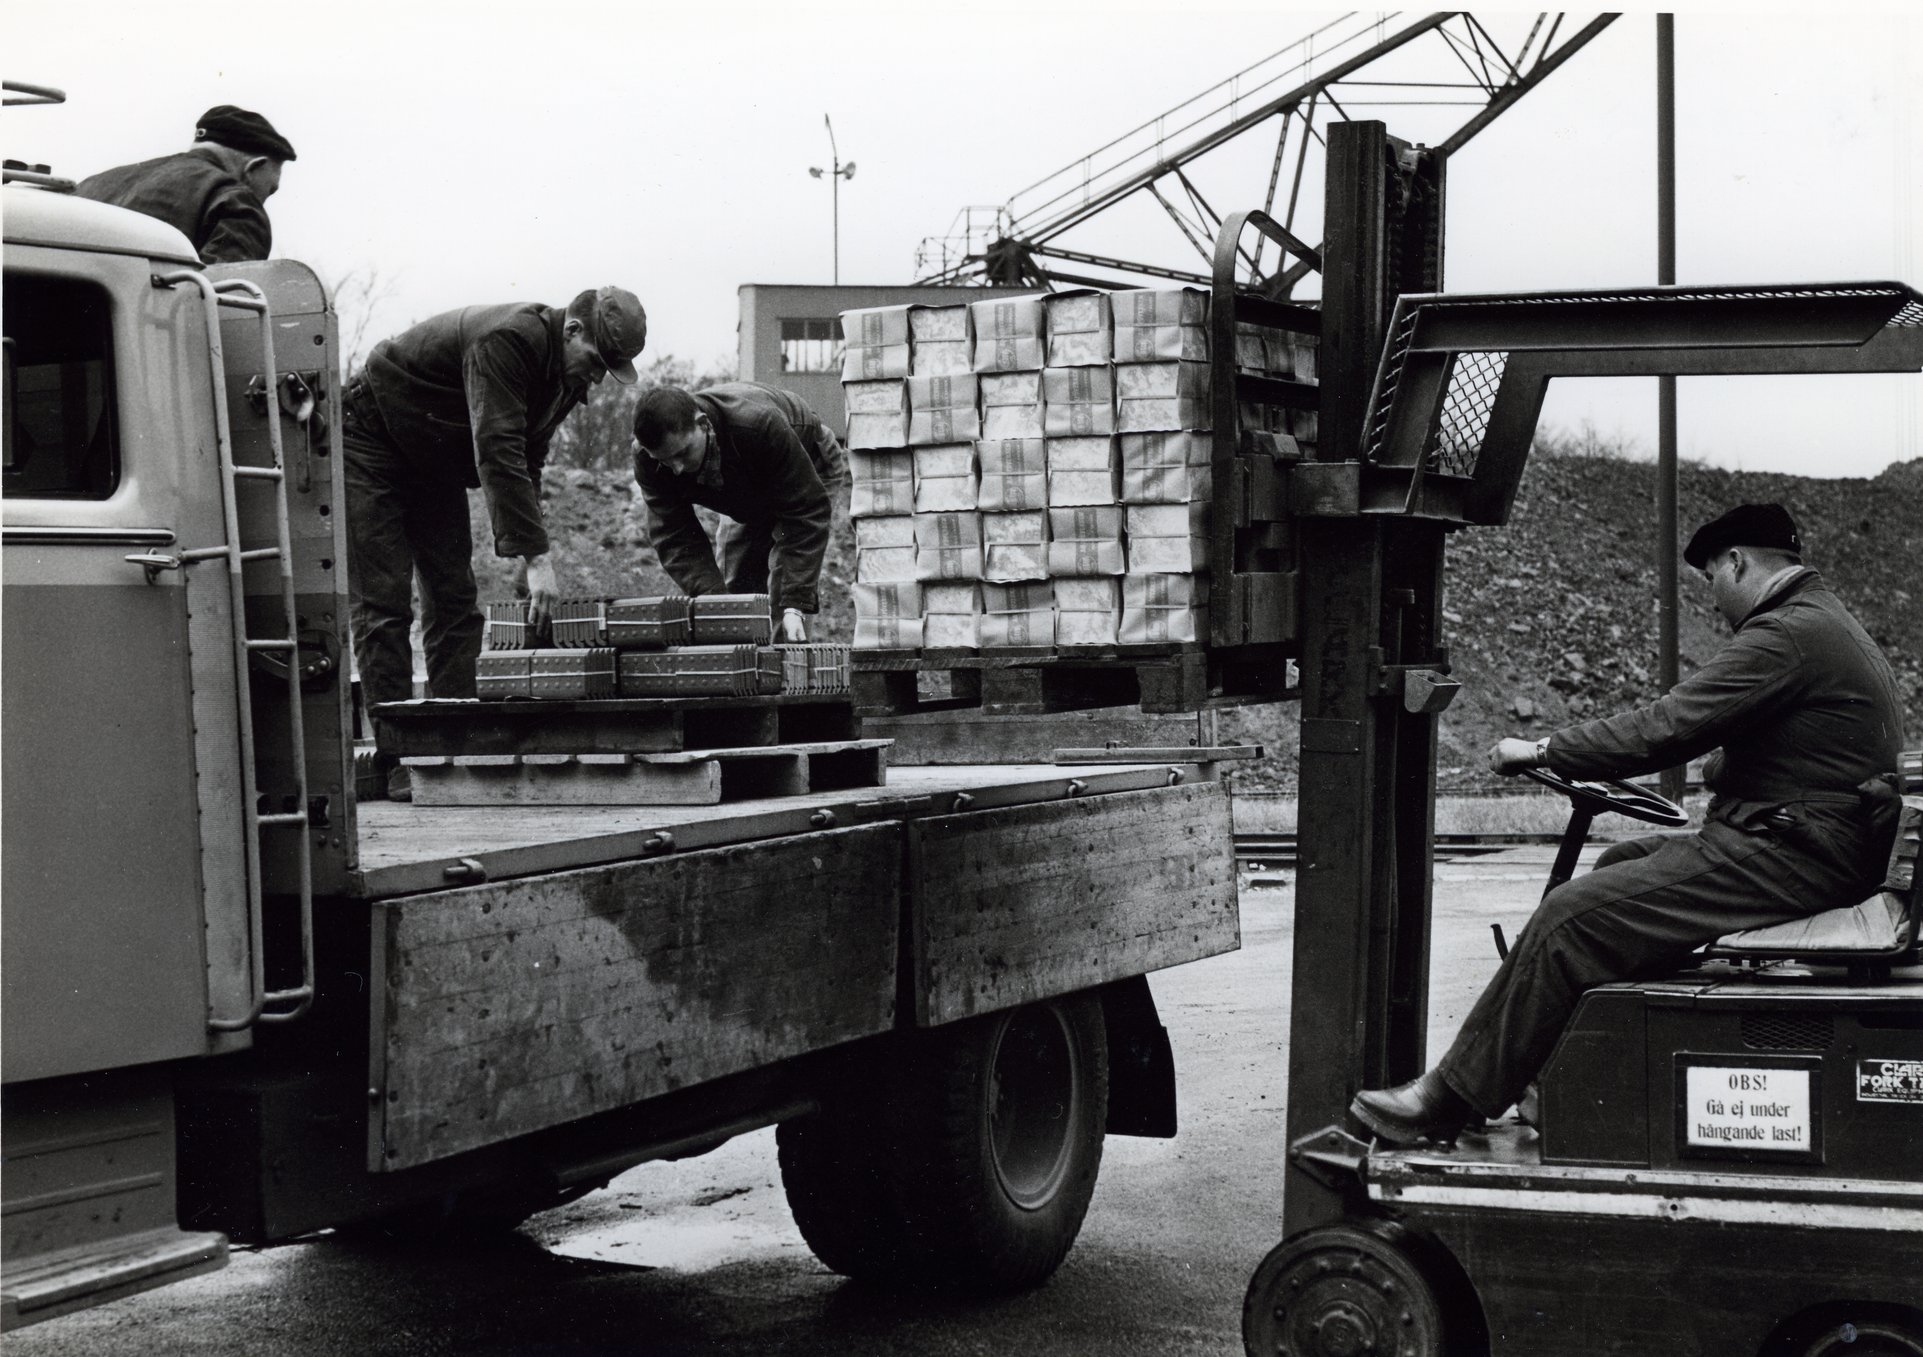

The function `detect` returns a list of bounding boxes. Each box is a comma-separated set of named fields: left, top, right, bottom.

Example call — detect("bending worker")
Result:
left=632, top=382, right=848, bottom=641
left=345, top=288, right=648, bottom=800
left=1353, top=503, right=1903, bottom=1144
left=76, top=105, right=295, bottom=264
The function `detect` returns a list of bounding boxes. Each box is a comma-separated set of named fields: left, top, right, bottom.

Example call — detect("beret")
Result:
left=195, top=105, right=297, bottom=161
left=1684, top=502, right=1802, bottom=569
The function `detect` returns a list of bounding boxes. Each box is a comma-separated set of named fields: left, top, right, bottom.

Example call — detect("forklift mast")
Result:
left=1286, top=120, right=1451, bottom=1238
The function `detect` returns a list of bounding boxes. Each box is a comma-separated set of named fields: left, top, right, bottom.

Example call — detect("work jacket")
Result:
left=1546, top=568, right=1903, bottom=848
left=346, top=304, right=585, bottom=558
left=75, top=147, right=272, bottom=264
left=634, top=383, right=847, bottom=613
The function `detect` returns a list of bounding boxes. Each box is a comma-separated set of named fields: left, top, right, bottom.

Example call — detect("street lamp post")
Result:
left=808, top=114, right=856, bottom=285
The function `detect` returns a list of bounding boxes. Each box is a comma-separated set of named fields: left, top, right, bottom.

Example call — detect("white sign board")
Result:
left=1682, top=1064, right=1815, bottom=1153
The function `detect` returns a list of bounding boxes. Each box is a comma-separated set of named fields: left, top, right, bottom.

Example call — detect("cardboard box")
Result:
left=909, top=304, right=973, bottom=376
left=841, top=305, right=912, bottom=382
left=844, top=379, right=909, bottom=448
left=1054, top=577, right=1121, bottom=647
left=850, top=448, right=915, bottom=518
left=1234, top=321, right=1297, bottom=376
left=915, top=511, right=984, bottom=582
left=980, top=370, right=1045, bottom=441
left=854, top=581, right=924, bottom=650
left=1121, top=573, right=1209, bottom=644
left=976, top=437, right=1047, bottom=512
left=913, top=442, right=979, bottom=512
left=923, top=581, right=981, bottom=650
left=855, top=514, right=918, bottom=583
left=906, top=373, right=983, bottom=446
left=1045, top=289, right=1112, bottom=366
left=1293, top=337, right=1319, bottom=382
left=1113, top=287, right=1210, bottom=363
left=970, top=296, right=1046, bottom=373
left=982, top=510, right=1049, bottom=582
left=1047, top=504, right=1126, bottom=577
left=1043, top=366, right=1116, bottom=437
left=980, top=581, right=1053, bottom=649
left=1120, top=430, right=1212, bottom=504
left=1045, top=435, right=1119, bottom=507
left=1116, top=360, right=1212, bottom=432
left=1126, top=501, right=1210, bottom=573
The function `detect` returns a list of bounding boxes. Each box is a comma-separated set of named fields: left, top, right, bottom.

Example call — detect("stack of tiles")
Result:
left=839, top=289, right=1314, bottom=656
left=477, top=593, right=792, bottom=699
left=777, top=643, right=852, bottom=696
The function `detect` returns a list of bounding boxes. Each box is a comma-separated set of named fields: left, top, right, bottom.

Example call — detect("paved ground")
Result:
left=9, top=850, right=1576, bottom=1357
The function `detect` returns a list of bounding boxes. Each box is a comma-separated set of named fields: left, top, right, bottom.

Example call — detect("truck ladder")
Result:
left=152, top=270, right=314, bottom=1028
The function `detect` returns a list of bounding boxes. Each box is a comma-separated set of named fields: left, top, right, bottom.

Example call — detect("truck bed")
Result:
left=351, top=760, right=1199, bottom=899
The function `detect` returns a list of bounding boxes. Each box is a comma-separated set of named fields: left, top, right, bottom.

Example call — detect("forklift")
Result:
left=1235, top=121, right=1923, bottom=1356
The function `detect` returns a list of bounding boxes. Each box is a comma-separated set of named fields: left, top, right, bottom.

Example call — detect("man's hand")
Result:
left=780, top=608, right=808, bottom=643
left=516, top=553, right=560, bottom=630
left=1488, top=736, right=1546, bottom=776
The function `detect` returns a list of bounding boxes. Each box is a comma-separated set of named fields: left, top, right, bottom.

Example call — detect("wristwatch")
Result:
left=1533, top=736, right=1552, bottom=767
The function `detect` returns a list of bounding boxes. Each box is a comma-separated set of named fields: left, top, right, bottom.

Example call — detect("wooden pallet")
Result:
left=850, top=646, right=1296, bottom=718
left=401, top=739, right=891, bottom=807
left=373, top=694, right=859, bottom=759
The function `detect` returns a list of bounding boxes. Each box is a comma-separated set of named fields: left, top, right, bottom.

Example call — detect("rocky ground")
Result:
left=481, top=447, right=1923, bottom=791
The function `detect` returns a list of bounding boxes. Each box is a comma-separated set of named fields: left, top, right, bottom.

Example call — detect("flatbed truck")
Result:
left=0, top=178, right=1240, bottom=1327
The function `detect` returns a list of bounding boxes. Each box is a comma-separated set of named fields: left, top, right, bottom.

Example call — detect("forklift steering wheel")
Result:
left=1520, top=768, right=1689, bottom=900
left=1520, top=767, right=1689, bottom=828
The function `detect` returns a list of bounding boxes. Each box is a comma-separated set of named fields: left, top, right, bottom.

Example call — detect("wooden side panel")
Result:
left=911, top=782, right=1238, bottom=1026
left=370, top=824, right=901, bottom=1170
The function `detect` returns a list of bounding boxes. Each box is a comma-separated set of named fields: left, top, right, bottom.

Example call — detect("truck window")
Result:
left=2, top=272, right=120, bottom=499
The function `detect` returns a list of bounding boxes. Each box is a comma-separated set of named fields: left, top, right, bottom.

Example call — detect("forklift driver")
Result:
left=75, top=106, right=296, bottom=265
left=632, top=382, right=849, bottom=643
left=343, top=287, right=649, bottom=801
left=1353, top=503, right=1903, bottom=1145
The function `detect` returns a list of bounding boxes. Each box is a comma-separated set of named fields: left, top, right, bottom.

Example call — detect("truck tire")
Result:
left=776, top=1105, right=909, bottom=1283
left=886, top=992, right=1109, bottom=1292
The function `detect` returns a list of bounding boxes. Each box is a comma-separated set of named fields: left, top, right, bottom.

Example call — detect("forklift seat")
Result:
left=1707, top=795, right=1922, bottom=968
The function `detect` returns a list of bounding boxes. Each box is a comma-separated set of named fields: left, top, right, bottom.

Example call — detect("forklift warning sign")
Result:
left=1683, top=1064, right=1814, bottom=1152
left=1857, top=1059, right=1923, bottom=1104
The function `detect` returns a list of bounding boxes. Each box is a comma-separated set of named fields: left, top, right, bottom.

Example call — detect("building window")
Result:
left=3, top=272, right=119, bottom=500
left=780, top=317, right=843, bottom=374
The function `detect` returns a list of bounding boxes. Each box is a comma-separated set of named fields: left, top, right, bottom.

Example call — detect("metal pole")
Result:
left=833, top=156, right=840, bottom=286
left=1656, top=13, right=1683, bottom=804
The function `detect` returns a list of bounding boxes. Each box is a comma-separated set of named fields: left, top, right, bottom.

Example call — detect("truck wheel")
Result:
left=1243, top=1219, right=1449, bottom=1357
left=775, top=1106, right=909, bottom=1283
left=887, top=993, right=1109, bottom=1292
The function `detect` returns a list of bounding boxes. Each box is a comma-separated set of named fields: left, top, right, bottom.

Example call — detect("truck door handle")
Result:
left=125, top=551, right=185, bottom=583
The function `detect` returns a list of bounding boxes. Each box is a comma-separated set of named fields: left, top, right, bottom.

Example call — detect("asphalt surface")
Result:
left=9, top=850, right=1576, bottom=1357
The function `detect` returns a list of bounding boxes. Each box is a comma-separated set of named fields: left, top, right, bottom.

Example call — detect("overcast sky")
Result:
left=8, top=1, right=1919, bottom=477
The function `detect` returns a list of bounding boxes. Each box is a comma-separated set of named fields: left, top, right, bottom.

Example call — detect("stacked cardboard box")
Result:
left=840, top=292, right=1314, bottom=653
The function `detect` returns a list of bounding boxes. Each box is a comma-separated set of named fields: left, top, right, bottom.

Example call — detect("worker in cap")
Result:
left=631, top=382, right=849, bottom=642
left=343, top=289, right=649, bottom=799
left=75, top=105, right=297, bottom=264
left=1353, top=502, right=1902, bottom=1144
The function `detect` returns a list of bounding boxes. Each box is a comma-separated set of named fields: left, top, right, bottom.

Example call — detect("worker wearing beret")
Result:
left=344, top=288, right=649, bottom=800
left=1354, top=503, right=1903, bottom=1144
left=76, top=105, right=296, bottom=264
left=632, top=382, right=849, bottom=642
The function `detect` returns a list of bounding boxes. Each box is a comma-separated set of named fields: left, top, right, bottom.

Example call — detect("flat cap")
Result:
left=1684, top=502, right=1802, bottom=569
left=195, top=105, right=297, bottom=161
left=587, top=286, right=648, bottom=385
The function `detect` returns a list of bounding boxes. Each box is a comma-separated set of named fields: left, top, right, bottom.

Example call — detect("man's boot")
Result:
left=1350, top=1070, right=1474, bottom=1146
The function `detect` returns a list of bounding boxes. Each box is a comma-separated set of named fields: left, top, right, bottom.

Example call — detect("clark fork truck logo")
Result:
left=1856, top=1059, right=1923, bottom=1105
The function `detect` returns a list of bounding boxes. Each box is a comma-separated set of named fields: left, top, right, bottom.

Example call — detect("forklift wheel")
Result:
left=1242, top=1219, right=1449, bottom=1357
left=1771, top=1312, right=1923, bottom=1357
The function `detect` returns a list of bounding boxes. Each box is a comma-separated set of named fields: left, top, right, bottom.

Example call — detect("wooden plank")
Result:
left=351, top=762, right=1190, bottom=899
left=910, top=781, right=1239, bottom=1026
left=864, top=708, right=1204, bottom=765
left=376, top=694, right=853, bottom=757
left=404, top=755, right=730, bottom=806
left=370, top=824, right=902, bottom=1170
left=1052, top=745, right=1264, bottom=764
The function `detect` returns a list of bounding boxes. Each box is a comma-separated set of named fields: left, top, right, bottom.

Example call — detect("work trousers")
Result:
left=343, top=411, right=485, bottom=748
left=1437, top=805, right=1878, bottom=1117
left=714, top=517, right=776, bottom=598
